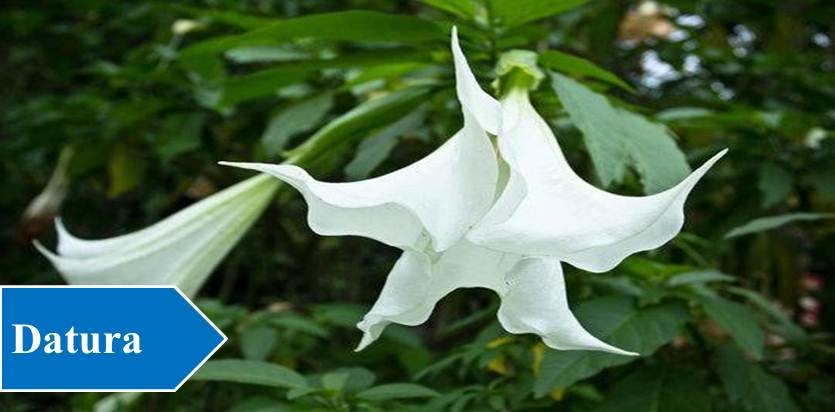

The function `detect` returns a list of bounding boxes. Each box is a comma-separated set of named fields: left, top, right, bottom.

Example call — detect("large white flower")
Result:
left=222, top=29, right=696, bottom=355
left=36, top=174, right=278, bottom=297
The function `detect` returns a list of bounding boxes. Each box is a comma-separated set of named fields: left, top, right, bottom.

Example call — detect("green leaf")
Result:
left=593, top=366, right=711, bottom=412
left=667, top=270, right=736, bottom=287
left=420, top=0, right=482, bottom=19
left=539, top=50, right=633, bottom=92
left=312, top=303, right=366, bottom=327
left=728, top=287, right=808, bottom=344
left=262, top=93, right=334, bottom=157
left=757, top=163, right=793, bottom=208
left=725, top=212, right=834, bottom=238
left=534, top=295, right=689, bottom=396
left=321, top=371, right=349, bottom=391
left=192, top=359, right=310, bottom=390
left=168, top=4, right=272, bottom=30
left=218, top=69, right=307, bottom=107
left=154, top=112, right=206, bottom=160
left=356, top=383, right=440, bottom=400
left=334, top=367, right=377, bottom=393
left=240, top=325, right=277, bottom=361
left=267, top=313, right=329, bottom=338
left=220, top=50, right=429, bottom=106
left=289, top=87, right=432, bottom=165
left=715, top=344, right=800, bottom=412
left=488, top=0, right=588, bottom=27
left=180, top=11, right=445, bottom=62
left=699, top=295, right=764, bottom=359
left=345, top=108, right=425, bottom=180
left=551, top=72, right=690, bottom=194
left=346, top=62, right=431, bottom=88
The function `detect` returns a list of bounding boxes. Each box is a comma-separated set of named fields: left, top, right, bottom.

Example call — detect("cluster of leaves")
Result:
left=2, top=0, right=835, bottom=411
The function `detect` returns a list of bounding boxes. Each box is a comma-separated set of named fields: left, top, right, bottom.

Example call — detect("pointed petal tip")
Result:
left=354, top=333, right=374, bottom=352
left=32, top=239, right=58, bottom=260
left=709, top=148, right=729, bottom=163
left=541, top=336, right=639, bottom=356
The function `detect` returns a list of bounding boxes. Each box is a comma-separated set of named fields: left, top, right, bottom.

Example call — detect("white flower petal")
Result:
left=356, top=241, right=629, bottom=354
left=35, top=174, right=277, bottom=296
left=222, top=31, right=499, bottom=252
left=497, top=257, right=636, bottom=355
left=469, top=89, right=726, bottom=272
left=451, top=26, right=501, bottom=135
left=356, top=241, right=514, bottom=350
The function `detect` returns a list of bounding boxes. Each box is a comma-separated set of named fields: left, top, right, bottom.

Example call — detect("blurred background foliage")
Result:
left=2, top=0, right=835, bottom=410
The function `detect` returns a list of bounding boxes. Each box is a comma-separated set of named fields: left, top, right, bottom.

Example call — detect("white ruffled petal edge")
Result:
left=469, top=89, right=727, bottom=273
left=355, top=241, right=634, bottom=355
left=221, top=28, right=500, bottom=252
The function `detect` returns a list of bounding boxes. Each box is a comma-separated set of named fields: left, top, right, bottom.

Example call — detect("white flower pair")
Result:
left=38, top=29, right=724, bottom=354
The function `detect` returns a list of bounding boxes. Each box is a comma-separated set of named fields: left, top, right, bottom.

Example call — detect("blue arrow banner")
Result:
left=0, top=286, right=226, bottom=392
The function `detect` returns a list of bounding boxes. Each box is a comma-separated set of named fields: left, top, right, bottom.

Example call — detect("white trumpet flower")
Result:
left=467, top=85, right=728, bottom=273
left=221, top=28, right=720, bottom=355
left=35, top=174, right=278, bottom=297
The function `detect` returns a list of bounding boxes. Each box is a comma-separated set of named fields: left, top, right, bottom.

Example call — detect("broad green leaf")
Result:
left=192, top=359, right=310, bottom=390
left=240, top=325, right=277, bottom=361
left=169, top=4, right=272, bottom=30
left=534, top=295, right=689, bottom=396
left=551, top=72, right=690, bottom=194
left=185, top=55, right=226, bottom=83
left=420, top=0, right=482, bottom=19
left=699, top=295, right=764, bottom=359
left=488, top=0, right=588, bottom=27
left=262, top=93, right=334, bottom=157
left=267, top=312, right=329, bottom=338
left=725, top=212, right=834, bottom=238
left=288, top=87, right=432, bottom=165
left=180, top=11, right=445, bottom=63
left=757, top=163, right=793, bottom=208
left=729, top=287, right=808, bottom=343
left=539, top=50, right=633, bottom=92
left=219, top=69, right=307, bottom=107
left=220, top=50, right=428, bottom=106
left=334, top=367, right=377, bottom=393
left=345, top=108, right=426, bottom=180
left=154, top=112, right=206, bottom=160
left=312, top=303, right=366, bottom=327
left=346, top=62, right=431, bottom=88
left=667, top=270, right=736, bottom=287
left=356, top=383, right=440, bottom=400
left=321, top=371, right=349, bottom=391
left=715, top=344, right=800, bottom=412
left=593, top=366, right=710, bottom=412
